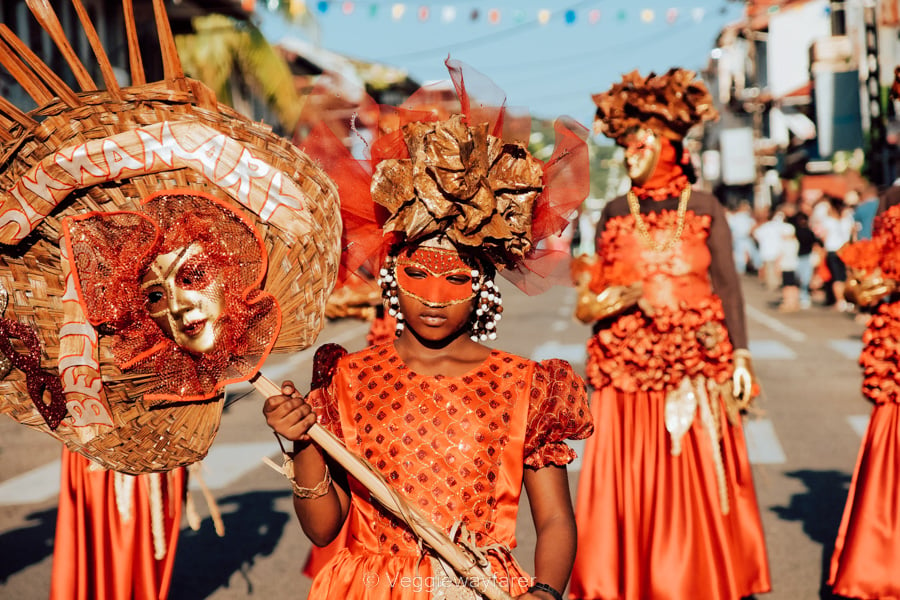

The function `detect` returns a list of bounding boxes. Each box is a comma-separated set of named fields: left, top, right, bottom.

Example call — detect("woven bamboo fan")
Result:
left=0, top=0, right=341, bottom=474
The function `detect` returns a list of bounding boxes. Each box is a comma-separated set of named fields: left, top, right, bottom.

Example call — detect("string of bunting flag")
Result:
left=244, top=0, right=718, bottom=25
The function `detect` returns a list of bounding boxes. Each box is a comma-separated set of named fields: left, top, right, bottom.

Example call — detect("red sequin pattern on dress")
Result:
left=348, top=345, right=521, bottom=551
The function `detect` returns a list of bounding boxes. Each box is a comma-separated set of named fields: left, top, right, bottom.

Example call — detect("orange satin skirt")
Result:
left=570, top=386, right=771, bottom=600
left=829, top=402, right=900, bottom=600
left=50, top=447, right=185, bottom=600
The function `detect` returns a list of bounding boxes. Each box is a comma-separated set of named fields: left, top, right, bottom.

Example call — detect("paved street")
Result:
left=0, top=274, right=872, bottom=599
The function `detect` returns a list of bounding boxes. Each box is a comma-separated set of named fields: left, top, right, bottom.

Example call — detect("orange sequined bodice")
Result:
left=313, top=343, right=591, bottom=560
left=587, top=210, right=734, bottom=393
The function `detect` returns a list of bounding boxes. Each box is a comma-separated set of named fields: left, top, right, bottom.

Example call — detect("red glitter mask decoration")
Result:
left=62, top=190, right=281, bottom=404
left=395, top=246, right=476, bottom=307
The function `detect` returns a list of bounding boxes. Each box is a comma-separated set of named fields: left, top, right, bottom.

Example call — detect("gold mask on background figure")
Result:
left=141, top=243, right=227, bottom=354
left=624, top=128, right=662, bottom=186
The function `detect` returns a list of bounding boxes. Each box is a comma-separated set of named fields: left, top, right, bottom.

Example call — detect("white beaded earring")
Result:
left=378, top=257, right=404, bottom=337
left=469, top=270, right=502, bottom=342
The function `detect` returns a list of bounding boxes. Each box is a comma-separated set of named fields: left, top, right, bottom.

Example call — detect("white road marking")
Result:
left=188, top=442, right=283, bottom=491
left=746, top=305, right=807, bottom=342
left=847, top=414, right=870, bottom=437
left=743, top=419, right=787, bottom=464
left=0, top=461, right=61, bottom=506
left=748, top=339, right=797, bottom=360
left=0, top=441, right=283, bottom=506
left=530, top=342, right=586, bottom=364
left=829, top=339, right=864, bottom=360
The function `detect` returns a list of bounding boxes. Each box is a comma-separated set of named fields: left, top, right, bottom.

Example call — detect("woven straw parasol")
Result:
left=0, top=0, right=341, bottom=475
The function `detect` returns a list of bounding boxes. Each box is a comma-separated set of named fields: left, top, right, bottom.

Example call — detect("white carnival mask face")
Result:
left=141, top=243, right=226, bottom=354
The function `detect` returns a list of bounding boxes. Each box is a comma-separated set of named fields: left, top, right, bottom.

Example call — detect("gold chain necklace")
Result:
left=626, top=186, right=691, bottom=252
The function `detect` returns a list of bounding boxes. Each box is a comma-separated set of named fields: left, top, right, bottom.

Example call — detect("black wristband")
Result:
left=528, top=582, right=564, bottom=600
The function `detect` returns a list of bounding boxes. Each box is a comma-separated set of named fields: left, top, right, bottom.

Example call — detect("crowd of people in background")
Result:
left=725, top=175, right=880, bottom=317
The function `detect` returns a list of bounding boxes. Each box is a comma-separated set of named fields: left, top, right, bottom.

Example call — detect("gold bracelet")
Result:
left=282, top=453, right=332, bottom=500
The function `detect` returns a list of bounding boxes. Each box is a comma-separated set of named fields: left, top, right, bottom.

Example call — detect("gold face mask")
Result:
left=624, top=128, right=662, bottom=186
left=141, top=243, right=226, bottom=354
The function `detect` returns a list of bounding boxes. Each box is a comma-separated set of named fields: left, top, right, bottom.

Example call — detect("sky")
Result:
left=257, top=0, right=745, bottom=129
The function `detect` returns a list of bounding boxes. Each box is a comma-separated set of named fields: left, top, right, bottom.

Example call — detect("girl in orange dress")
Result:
left=828, top=187, right=900, bottom=599
left=264, top=61, right=593, bottom=600
left=569, top=69, right=771, bottom=600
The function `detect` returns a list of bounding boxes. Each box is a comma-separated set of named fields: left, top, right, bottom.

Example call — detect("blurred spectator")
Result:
left=753, top=210, right=793, bottom=291
left=819, top=194, right=855, bottom=311
left=777, top=217, right=800, bottom=312
left=853, top=184, right=879, bottom=241
left=788, top=209, right=820, bottom=309
left=726, top=201, right=759, bottom=274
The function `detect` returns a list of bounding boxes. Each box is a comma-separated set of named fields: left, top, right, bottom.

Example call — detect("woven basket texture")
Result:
left=0, top=83, right=341, bottom=474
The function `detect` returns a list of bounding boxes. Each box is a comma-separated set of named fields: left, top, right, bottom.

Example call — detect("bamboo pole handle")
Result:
left=251, top=373, right=515, bottom=600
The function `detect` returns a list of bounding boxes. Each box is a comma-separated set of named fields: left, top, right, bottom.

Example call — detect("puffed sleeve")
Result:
left=306, top=343, right=347, bottom=440
left=524, top=359, right=593, bottom=469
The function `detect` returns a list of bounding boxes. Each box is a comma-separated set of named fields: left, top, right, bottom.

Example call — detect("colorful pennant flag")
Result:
left=288, top=3, right=714, bottom=26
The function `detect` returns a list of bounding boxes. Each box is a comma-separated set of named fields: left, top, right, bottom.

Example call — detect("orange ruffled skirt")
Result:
left=570, top=387, right=771, bottom=600
left=829, top=402, right=900, bottom=600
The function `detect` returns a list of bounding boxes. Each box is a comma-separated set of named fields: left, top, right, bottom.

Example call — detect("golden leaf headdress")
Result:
left=371, top=115, right=543, bottom=269
left=592, top=68, right=718, bottom=144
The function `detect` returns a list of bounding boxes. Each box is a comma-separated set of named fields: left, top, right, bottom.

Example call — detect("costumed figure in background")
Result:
left=0, top=2, right=340, bottom=598
left=827, top=101, right=900, bottom=598
left=568, top=69, right=771, bottom=600
left=264, top=59, right=594, bottom=600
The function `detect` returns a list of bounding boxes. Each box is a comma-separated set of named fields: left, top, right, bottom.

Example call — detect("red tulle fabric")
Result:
left=630, top=137, right=690, bottom=201
left=62, top=190, right=280, bottom=403
left=298, top=58, right=588, bottom=295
